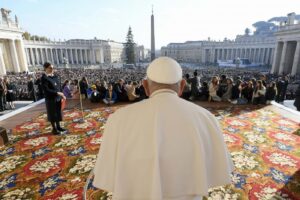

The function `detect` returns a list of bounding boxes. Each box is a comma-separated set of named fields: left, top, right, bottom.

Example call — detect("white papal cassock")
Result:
left=93, top=89, right=234, bottom=200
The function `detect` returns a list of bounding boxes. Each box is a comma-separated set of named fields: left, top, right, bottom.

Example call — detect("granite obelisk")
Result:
left=151, top=6, right=155, bottom=61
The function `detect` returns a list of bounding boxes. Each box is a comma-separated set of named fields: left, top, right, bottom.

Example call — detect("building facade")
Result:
left=0, top=8, right=150, bottom=75
left=161, top=36, right=276, bottom=66
left=271, top=13, right=300, bottom=76
left=162, top=13, right=300, bottom=75
left=0, top=8, right=28, bottom=74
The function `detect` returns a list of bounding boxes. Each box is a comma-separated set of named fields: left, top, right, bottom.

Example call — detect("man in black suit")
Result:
left=0, top=78, right=5, bottom=111
left=41, top=62, right=67, bottom=135
left=294, top=84, right=300, bottom=111
left=35, top=74, right=44, bottom=100
left=27, top=76, right=37, bottom=102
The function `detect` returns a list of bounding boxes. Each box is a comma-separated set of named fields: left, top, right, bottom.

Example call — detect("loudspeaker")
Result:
left=0, top=127, right=8, bottom=145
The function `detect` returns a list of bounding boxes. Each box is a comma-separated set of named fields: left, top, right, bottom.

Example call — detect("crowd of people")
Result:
left=0, top=66, right=300, bottom=111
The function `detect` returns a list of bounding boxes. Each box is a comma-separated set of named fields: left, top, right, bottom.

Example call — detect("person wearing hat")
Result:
left=93, top=57, right=233, bottom=200
left=41, top=62, right=67, bottom=135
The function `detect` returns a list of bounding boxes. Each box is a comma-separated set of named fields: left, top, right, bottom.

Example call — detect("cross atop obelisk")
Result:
left=151, top=5, right=156, bottom=61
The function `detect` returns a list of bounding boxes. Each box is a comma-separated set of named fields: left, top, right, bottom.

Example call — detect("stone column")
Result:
left=70, top=49, right=74, bottom=64
left=45, top=49, right=49, bottom=61
left=85, top=49, right=88, bottom=64
left=29, top=48, right=35, bottom=66
left=91, top=49, right=96, bottom=64
left=16, top=40, right=29, bottom=71
left=80, top=49, right=83, bottom=64
left=264, top=48, right=269, bottom=64
left=291, top=41, right=300, bottom=76
left=55, top=49, right=59, bottom=64
left=35, top=48, right=40, bottom=65
left=271, top=43, right=280, bottom=74
left=40, top=49, right=44, bottom=64
left=75, top=49, right=78, bottom=64
left=50, top=49, right=54, bottom=64
left=59, top=49, right=63, bottom=63
left=100, top=48, right=104, bottom=63
left=0, top=47, right=7, bottom=75
left=9, top=40, right=21, bottom=72
left=279, top=41, right=288, bottom=74
left=25, top=48, right=30, bottom=66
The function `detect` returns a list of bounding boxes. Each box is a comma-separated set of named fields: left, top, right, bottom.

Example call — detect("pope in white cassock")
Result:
left=93, top=57, right=234, bottom=200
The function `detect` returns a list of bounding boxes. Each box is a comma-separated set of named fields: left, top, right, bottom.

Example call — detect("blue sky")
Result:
left=2, top=0, right=300, bottom=49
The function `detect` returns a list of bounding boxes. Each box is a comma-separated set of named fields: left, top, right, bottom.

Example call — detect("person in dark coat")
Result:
left=79, top=77, right=89, bottom=99
left=294, top=84, right=300, bottom=111
left=27, top=76, right=37, bottom=102
left=35, top=74, right=44, bottom=100
left=41, top=62, right=67, bottom=135
left=5, top=77, right=16, bottom=109
left=0, top=78, right=5, bottom=111
left=265, top=81, right=277, bottom=104
left=113, top=79, right=128, bottom=102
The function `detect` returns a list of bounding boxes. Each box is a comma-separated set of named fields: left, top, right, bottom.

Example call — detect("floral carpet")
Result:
left=0, top=105, right=299, bottom=200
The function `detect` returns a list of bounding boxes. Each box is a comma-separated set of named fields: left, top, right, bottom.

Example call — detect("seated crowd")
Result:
left=0, top=67, right=295, bottom=111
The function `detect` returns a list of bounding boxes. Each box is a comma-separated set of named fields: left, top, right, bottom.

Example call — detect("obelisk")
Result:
left=151, top=6, right=155, bottom=61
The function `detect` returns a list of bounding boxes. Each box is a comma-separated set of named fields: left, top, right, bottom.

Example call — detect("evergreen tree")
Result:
left=244, top=28, right=251, bottom=36
left=124, top=26, right=136, bottom=64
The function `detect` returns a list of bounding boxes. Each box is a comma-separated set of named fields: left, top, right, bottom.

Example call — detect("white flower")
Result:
left=90, top=137, right=103, bottom=145
left=273, top=133, right=293, bottom=141
left=71, top=177, right=81, bottom=182
left=277, top=119, right=293, bottom=125
left=250, top=172, right=261, bottom=178
left=69, top=155, right=97, bottom=174
left=55, top=135, right=81, bottom=147
left=74, top=121, right=93, bottom=129
left=231, top=151, right=259, bottom=170
left=29, top=158, right=61, bottom=173
left=58, top=193, right=78, bottom=200
left=208, top=186, right=240, bottom=200
left=244, top=132, right=266, bottom=143
left=24, top=137, right=48, bottom=147
left=2, top=187, right=32, bottom=199
left=254, top=186, right=291, bottom=200
left=43, top=177, right=57, bottom=188
left=228, top=120, right=245, bottom=127
left=86, top=112, right=101, bottom=118
left=0, top=155, right=26, bottom=173
left=267, top=152, right=297, bottom=168
left=20, top=122, right=40, bottom=130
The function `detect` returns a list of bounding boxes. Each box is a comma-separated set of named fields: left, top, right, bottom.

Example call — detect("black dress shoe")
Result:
left=57, top=127, right=67, bottom=132
left=52, top=129, right=60, bottom=135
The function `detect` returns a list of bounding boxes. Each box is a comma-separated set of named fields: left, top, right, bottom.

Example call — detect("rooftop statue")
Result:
left=1, top=8, right=11, bottom=22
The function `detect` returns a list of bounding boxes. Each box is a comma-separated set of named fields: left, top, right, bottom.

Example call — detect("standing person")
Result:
left=93, top=57, right=233, bottom=200
left=71, top=79, right=80, bottom=99
left=0, top=77, right=5, bottom=111
left=265, top=82, right=277, bottom=104
left=294, top=83, right=300, bottom=111
left=41, top=62, right=67, bottom=135
left=5, top=77, right=16, bottom=109
left=27, top=76, right=37, bottom=102
left=35, top=74, right=44, bottom=100
left=280, top=76, right=289, bottom=102
left=190, top=71, right=200, bottom=100
left=79, top=77, right=89, bottom=99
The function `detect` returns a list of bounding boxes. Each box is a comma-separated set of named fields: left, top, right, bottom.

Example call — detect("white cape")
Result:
left=93, top=89, right=234, bottom=200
